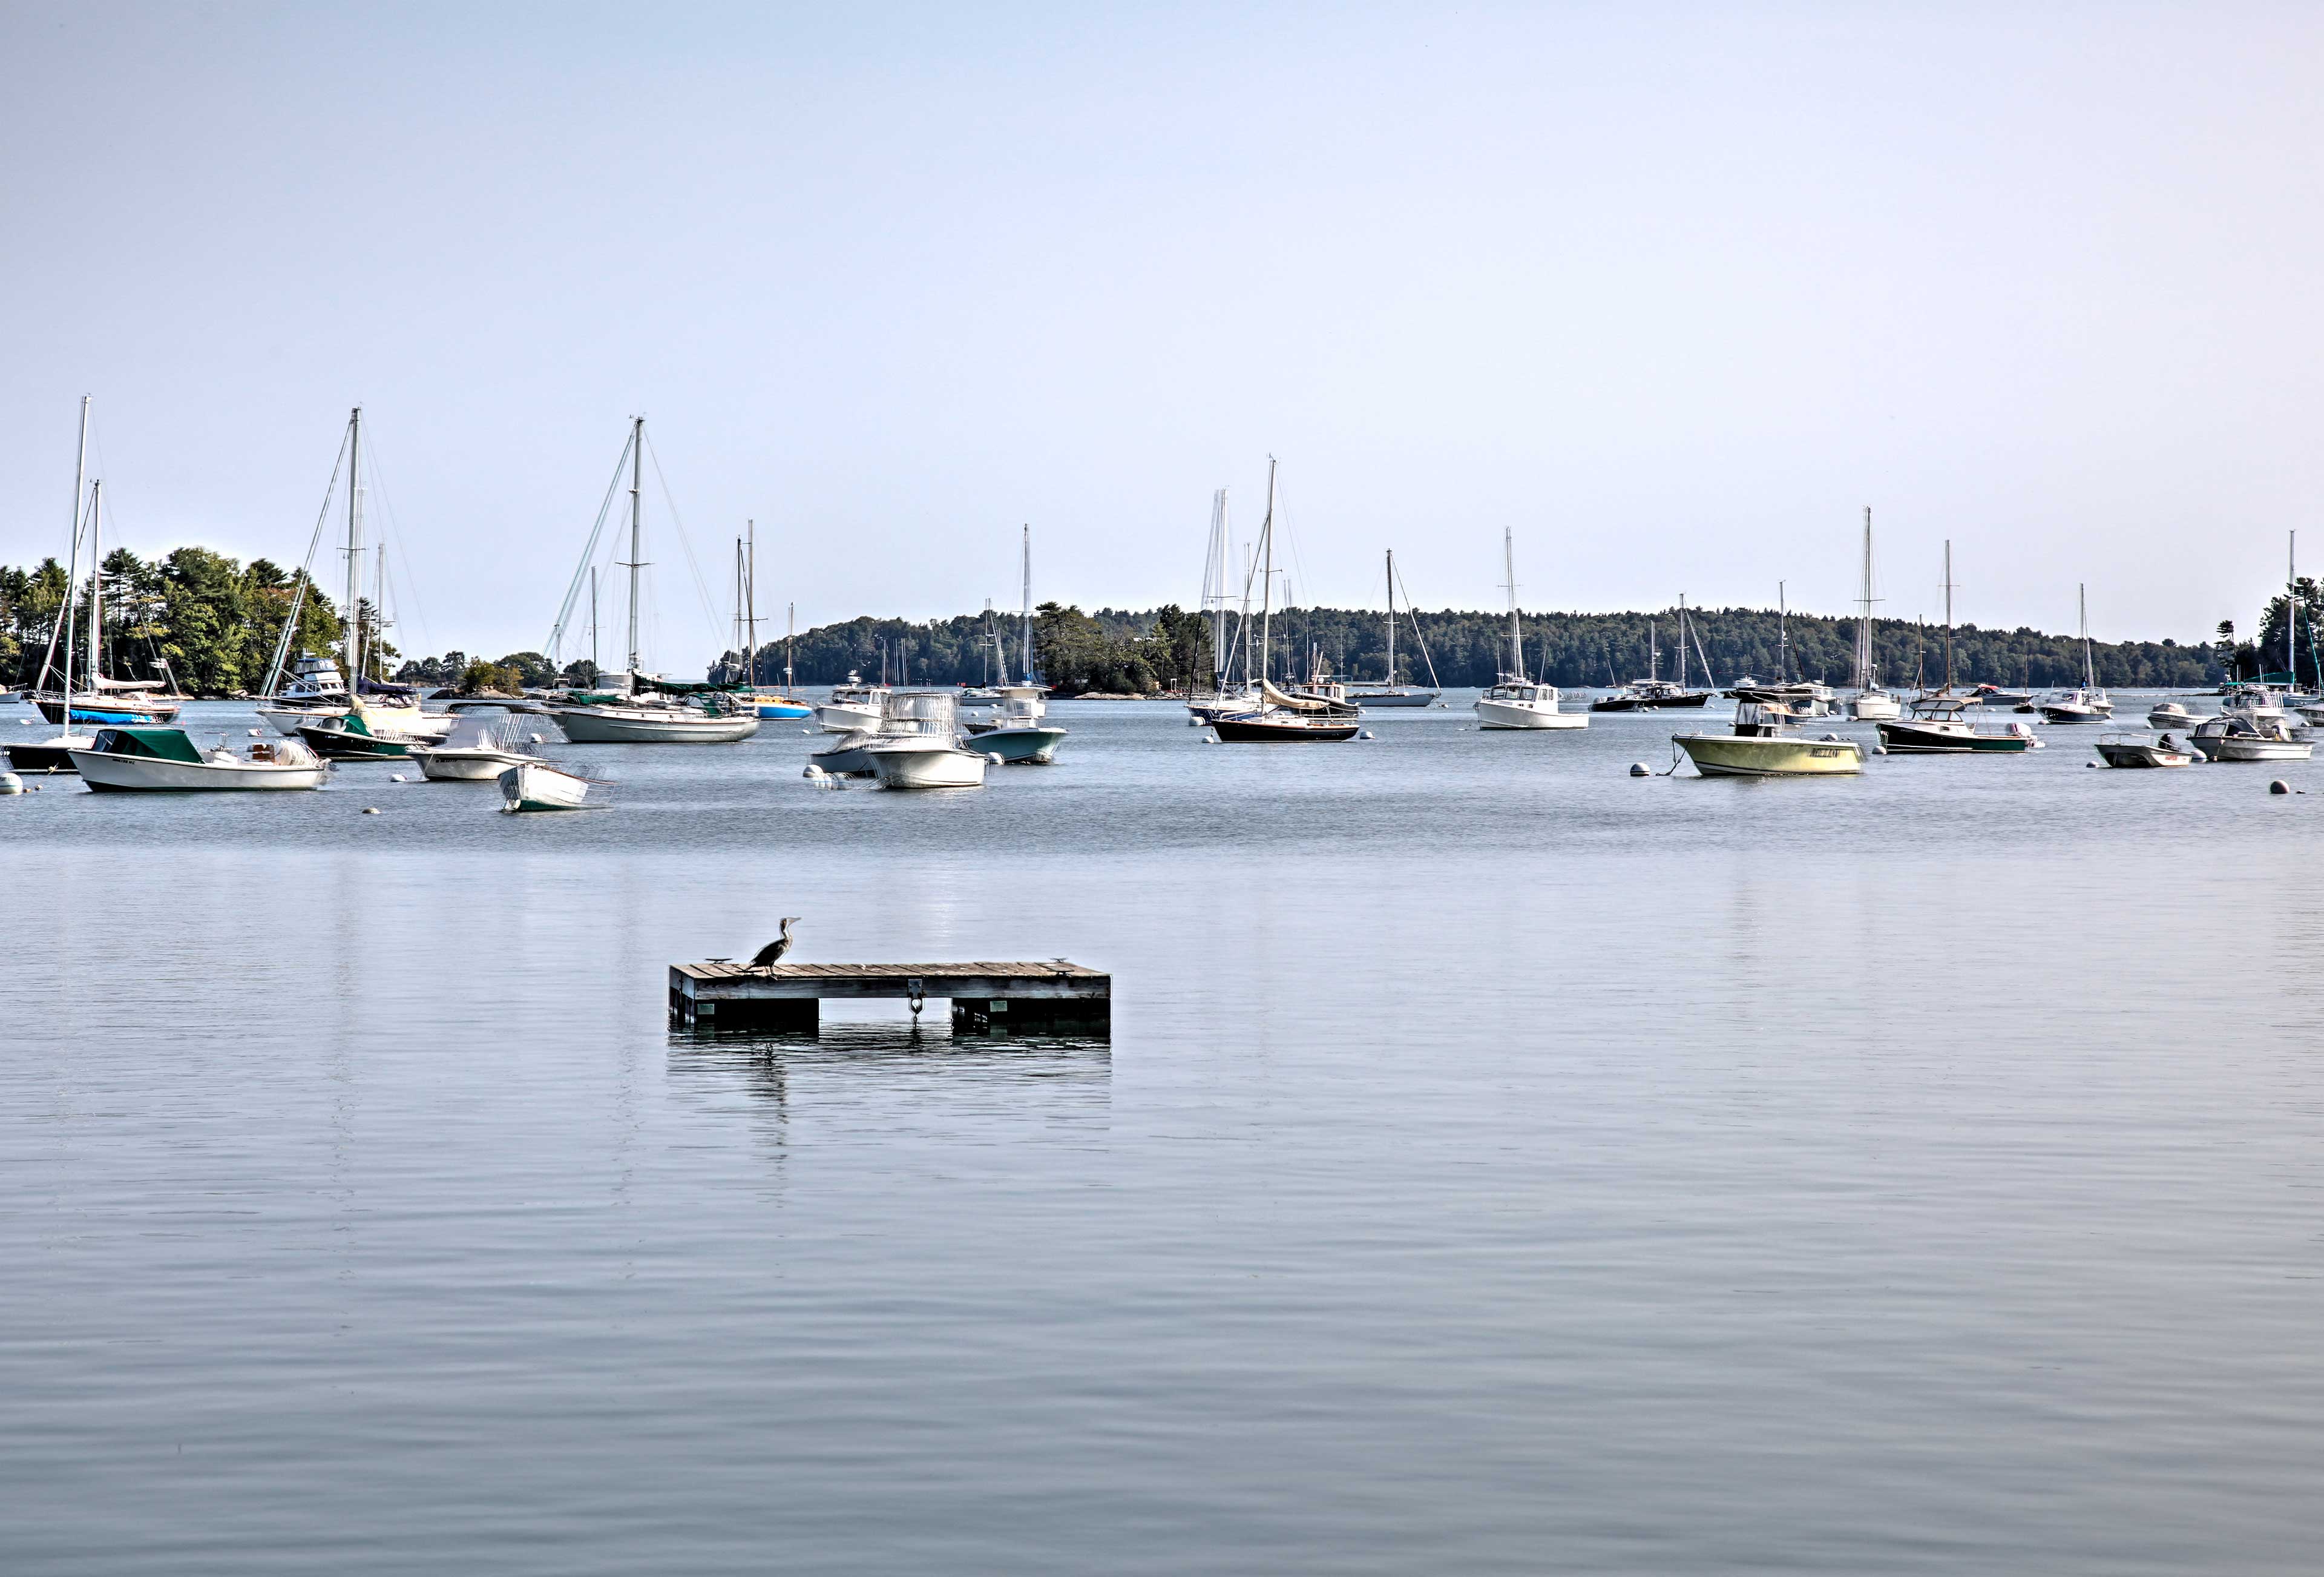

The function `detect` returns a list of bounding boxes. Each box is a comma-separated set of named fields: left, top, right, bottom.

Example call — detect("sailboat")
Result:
left=1727, top=582, right=1837, bottom=714
left=962, top=527, right=1068, bottom=763
left=1474, top=528, right=1586, bottom=730
left=1346, top=550, right=1441, bottom=706
left=1592, top=597, right=1713, bottom=711
left=541, top=419, right=761, bottom=745
left=1187, top=489, right=1262, bottom=723
left=2037, top=585, right=2115, bottom=722
left=9, top=400, right=100, bottom=774
left=289, top=409, right=453, bottom=759
left=23, top=402, right=179, bottom=731
left=737, top=522, right=813, bottom=720
left=1846, top=509, right=1900, bottom=720
left=1876, top=542, right=2037, bottom=754
left=1212, top=460, right=1359, bottom=742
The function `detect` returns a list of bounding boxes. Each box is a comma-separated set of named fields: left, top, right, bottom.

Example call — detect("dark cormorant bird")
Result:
left=750, top=917, right=801, bottom=970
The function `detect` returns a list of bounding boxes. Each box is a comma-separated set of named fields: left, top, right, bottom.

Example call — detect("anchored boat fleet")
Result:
left=7, top=409, right=2311, bottom=795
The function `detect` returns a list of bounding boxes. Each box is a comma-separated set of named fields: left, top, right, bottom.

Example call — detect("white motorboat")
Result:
left=2217, top=683, right=2290, bottom=725
left=867, top=736, right=992, bottom=789
left=2190, top=714, right=2313, bottom=763
left=1477, top=679, right=1586, bottom=729
left=70, top=727, right=327, bottom=791
left=1474, top=528, right=1587, bottom=731
left=409, top=713, right=536, bottom=781
left=255, top=654, right=353, bottom=736
left=2095, top=731, right=2198, bottom=768
left=1848, top=689, right=1901, bottom=720
left=499, top=759, right=594, bottom=811
left=810, top=690, right=965, bottom=775
left=818, top=675, right=890, bottom=733
left=2147, top=700, right=2210, bottom=731
left=547, top=697, right=759, bottom=744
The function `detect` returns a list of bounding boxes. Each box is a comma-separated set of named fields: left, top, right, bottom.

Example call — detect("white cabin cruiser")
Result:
left=811, top=690, right=963, bottom=775
left=1474, top=529, right=1587, bottom=732
left=818, top=673, right=890, bottom=733
left=2190, top=714, right=2313, bottom=763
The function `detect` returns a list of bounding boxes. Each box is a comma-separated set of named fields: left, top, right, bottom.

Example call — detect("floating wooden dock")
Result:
left=669, top=960, right=1111, bottom=1035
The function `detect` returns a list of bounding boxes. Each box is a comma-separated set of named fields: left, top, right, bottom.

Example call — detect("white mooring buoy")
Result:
left=0, top=773, right=22, bottom=795
left=2270, top=779, right=2291, bottom=795
left=363, top=806, right=381, bottom=814
left=1629, top=762, right=1650, bottom=777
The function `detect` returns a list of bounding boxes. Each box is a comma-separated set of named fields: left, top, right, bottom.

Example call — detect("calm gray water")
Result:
left=4, top=695, right=2321, bottom=1574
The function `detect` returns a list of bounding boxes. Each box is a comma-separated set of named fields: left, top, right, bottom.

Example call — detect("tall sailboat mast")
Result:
left=49, top=397, right=90, bottom=703
left=1677, top=594, right=1690, bottom=691
left=1502, top=527, right=1523, bottom=680
left=1855, top=507, right=1876, bottom=691
left=2290, top=531, right=2300, bottom=691
left=1942, top=540, right=1955, bottom=691
left=745, top=519, right=760, bottom=689
left=1384, top=549, right=1397, bottom=685
left=87, top=479, right=104, bottom=693
left=1777, top=581, right=1789, bottom=683
left=1259, top=459, right=1278, bottom=687
left=623, top=416, right=645, bottom=689
left=786, top=601, right=796, bottom=693
left=1019, top=524, right=1033, bottom=683
left=343, top=407, right=364, bottom=699
left=2092, top=584, right=2110, bottom=688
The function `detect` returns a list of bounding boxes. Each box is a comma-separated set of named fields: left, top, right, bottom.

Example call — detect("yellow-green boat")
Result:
left=1676, top=703, right=1865, bottom=777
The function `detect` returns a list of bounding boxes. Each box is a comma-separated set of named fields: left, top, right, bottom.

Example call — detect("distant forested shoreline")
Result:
left=0, top=541, right=2281, bottom=697
left=733, top=603, right=2225, bottom=696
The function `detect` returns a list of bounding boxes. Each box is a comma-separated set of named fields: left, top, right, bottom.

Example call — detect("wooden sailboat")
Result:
left=1212, top=460, right=1358, bottom=742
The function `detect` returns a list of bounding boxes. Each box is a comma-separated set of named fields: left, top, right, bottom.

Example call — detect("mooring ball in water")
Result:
left=2085, top=759, right=2099, bottom=768
left=802, top=764, right=826, bottom=779
left=390, top=774, right=406, bottom=783
left=1359, top=729, right=1375, bottom=739
left=2270, top=779, right=2291, bottom=795
left=363, top=806, right=381, bottom=814
left=1629, top=762, right=1649, bottom=777
left=0, top=773, right=21, bottom=795
left=248, top=728, right=261, bottom=737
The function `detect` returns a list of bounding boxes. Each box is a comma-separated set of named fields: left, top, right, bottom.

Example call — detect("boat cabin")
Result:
left=86, top=726, right=205, bottom=763
left=1482, top=680, right=1558, bottom=705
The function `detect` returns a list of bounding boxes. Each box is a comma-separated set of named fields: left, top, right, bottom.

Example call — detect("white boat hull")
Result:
left=1847, top=692, right=1902, bottom=720
left=2201, top=737, right=2314, bottom=763
left=1475, top=697, right=1587, bottom=730
left=817, top=702, right=884, bottom=733
left=548, top=706, right=758, bottom=743
left=2040, top=702, right=2112, bottom=723
left=413, top=747, right=533, bottom=782
left=70, top=750, right=327, bottom=791
left=499, top=760, right=592, bottom=810
left=868, top=743, right=990, bottom=789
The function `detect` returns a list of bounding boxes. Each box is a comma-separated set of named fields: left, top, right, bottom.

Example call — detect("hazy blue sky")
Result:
left=4, top=3, right=2320, bottom=671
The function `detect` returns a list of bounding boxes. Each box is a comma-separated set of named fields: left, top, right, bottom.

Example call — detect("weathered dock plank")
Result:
left=670, top=960, right=1111, bottom=1035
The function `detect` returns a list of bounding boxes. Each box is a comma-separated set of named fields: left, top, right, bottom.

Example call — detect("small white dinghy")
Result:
left=498, top=759, right=595, bottom=811
left=410, top=712, right=533, bottom=782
